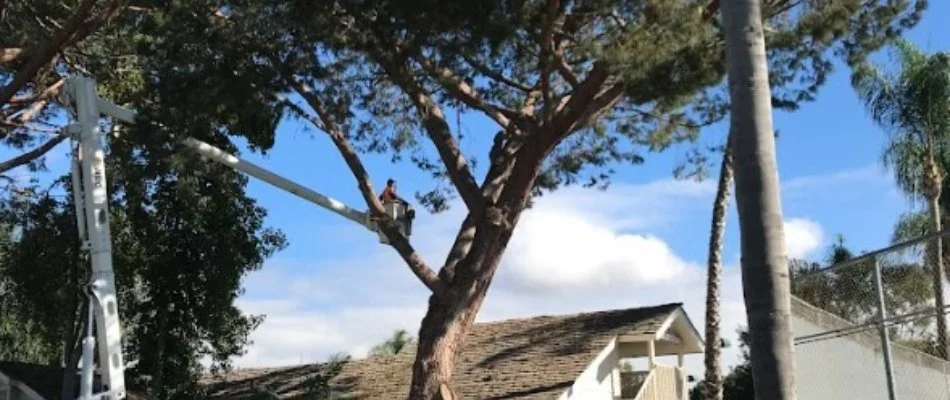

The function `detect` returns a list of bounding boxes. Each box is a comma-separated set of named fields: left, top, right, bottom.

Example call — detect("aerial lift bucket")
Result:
left=376, top=201, right=413, bottom=244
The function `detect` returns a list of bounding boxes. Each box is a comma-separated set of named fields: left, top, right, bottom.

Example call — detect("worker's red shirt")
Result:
left=380, top=186, right=397, bottom=202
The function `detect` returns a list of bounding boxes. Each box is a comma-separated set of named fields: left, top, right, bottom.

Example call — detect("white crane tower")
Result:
left=60, top=75, right=413, bottom=400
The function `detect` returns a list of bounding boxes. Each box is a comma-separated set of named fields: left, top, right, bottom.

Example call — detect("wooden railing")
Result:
left=625, top=365, right=687, bottom=400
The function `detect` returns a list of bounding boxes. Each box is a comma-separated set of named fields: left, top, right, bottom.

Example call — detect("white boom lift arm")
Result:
left=61, top=75, right=412, bottom=400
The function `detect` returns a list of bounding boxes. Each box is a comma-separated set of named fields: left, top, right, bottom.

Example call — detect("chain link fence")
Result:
left=791, top=231, right=950, bottom=400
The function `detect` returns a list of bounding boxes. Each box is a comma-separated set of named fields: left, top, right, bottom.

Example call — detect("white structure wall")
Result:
left=558, top=339, right=619, bottom=400
left=792, top=298, right=950, bottom=400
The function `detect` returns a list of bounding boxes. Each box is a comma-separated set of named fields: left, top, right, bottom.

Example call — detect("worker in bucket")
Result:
left=379, top=179, right=416, bottom=220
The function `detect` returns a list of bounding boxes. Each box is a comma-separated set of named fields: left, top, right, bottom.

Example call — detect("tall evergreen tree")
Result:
left=167, top=1, right=925, bottom=398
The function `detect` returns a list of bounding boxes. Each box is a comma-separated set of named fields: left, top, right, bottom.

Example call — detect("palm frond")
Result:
left=882, top=130, right=925, bottom=198
left=855, top=40, right=950, bottom=201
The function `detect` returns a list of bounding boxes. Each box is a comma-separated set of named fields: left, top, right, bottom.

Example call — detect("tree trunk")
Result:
left=923, top=147, right=950, bottom=359
left=927, top=195, right=950, bottom=359
left=721, top=0, right=798, bottom=399
left=61, top=261, right=84, bottom=400
left=408, top=224, right=517, bottom=400
left=410, top=297, right=474, bottom=400
left=150, top=308, right=169, bottom=399
left=703, top=137, right=734, bottom=400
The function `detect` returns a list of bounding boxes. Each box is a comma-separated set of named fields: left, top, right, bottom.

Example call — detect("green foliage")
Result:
left=173, top=0, right=930, bottom=212
left=370, top=329, right=413, bottom=357
left=0, top=222, right=58, bottom=363
left=0, top=194, right=87, bottom=363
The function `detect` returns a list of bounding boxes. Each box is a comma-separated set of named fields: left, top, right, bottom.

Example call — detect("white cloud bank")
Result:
left=230, top=166, right=879, bottom=380
left=784, top=218, right=824, bottom=259
left=502, top=208, right=693, bottom=292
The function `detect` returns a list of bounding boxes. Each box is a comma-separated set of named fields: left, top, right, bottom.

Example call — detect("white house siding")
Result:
left=558, top=339, right=619, bottom=400
left=792, top=298, right=950, bottom=400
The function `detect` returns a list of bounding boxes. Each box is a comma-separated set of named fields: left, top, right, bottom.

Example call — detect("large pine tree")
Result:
left=174, top=1, right=924, bottom=398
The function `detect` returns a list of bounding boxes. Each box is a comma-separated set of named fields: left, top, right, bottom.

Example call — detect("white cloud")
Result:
left=500, top=207, right=693, bottom=292
left=784, top=218, right=824, bottom=259
left=237, top=298, right=426, bottom=367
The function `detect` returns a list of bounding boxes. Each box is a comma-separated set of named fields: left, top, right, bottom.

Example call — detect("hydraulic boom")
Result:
left=61, top=75, right=412, bottom=399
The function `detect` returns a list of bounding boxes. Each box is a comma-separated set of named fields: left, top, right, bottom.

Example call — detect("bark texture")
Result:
left=703, top=136, right=733, bottom=400
left=409, top=224, right=518, bottom=399
left=407, top=137, right=542, bottom=399
left=923, top=145, right=950, bottom=359
left=721, top=0, right=798, bottom=398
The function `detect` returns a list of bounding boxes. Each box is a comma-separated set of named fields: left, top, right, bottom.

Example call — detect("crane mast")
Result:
left=62, top=75, right=412, bottom=399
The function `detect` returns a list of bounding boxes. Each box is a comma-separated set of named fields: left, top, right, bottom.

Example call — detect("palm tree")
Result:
left=370, top=329, right=413, bottom=357
left=721, top=0, right=798, bottom=398
left=852, top=39, right=950, bottom=359
left=703, top=133, right=734, bottom=400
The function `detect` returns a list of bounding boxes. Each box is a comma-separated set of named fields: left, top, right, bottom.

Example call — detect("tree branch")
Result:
left=439, top=215, right=478, bottom=284
left=0, top=134, right=66, bottom=174
left=286, top=76, right=447, bottom=297
left=538, top=0, right=562, bottom=119
left=480, top=128, right=528, bottom=204
left=545, top=61, right=612, bottom=145
left=372, top=49, right=484, bottom=214
left=0, top=0, right=99, bottom=107
left=12, top=78, right=65, bottom=124
left=0, top=48, right=23, bottom=65
left=412, top=54, right=521, bottom=128
left=553, top=47, right=579, bottom=88
left=275, top=94, right=327, bottom=131
left=570, top=84, right=625, bottom=133
left=520, top=89, right=542, bottom=116
left=458, top=53, right=534, bottom=93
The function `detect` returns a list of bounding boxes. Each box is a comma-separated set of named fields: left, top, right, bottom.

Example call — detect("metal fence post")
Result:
left=873, top=255, right=899, bottom=400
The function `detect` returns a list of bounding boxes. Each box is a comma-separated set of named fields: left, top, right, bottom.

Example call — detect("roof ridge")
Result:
left=472, top=302, right=683, bottom=327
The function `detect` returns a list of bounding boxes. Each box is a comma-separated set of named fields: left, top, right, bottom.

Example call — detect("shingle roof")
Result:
left=204, top=303, right=684, bottom=399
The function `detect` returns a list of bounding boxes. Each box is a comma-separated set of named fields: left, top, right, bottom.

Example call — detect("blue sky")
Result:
left=5, top=2, right=950, bottom=376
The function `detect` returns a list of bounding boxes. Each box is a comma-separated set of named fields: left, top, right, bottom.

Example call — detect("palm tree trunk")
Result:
left=927, top=195, right=949, bottom=359
left=721, top=0, right=798, bottom=399
left=924, top=147, right=950, bottom=359
left=703, top=136, right=734, bottom=400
